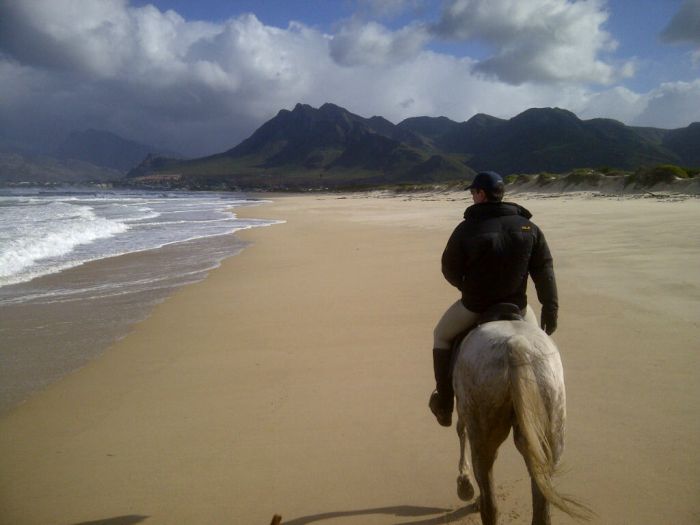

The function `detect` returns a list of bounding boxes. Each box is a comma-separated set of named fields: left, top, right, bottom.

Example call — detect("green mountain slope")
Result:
left=663, top=123, right=700, bottom=167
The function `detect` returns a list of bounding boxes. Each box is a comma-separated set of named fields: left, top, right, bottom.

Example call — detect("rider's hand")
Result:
left=541, top=308, right=557, bottom=335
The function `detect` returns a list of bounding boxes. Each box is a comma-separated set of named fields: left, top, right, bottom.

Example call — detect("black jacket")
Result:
left=441, top=201, right=558, bottom=314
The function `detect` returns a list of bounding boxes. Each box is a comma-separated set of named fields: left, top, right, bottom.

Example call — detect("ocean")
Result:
left=0, top=187, right=279, bottom=414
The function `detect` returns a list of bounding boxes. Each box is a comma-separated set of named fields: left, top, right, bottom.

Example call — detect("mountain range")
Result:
left=2, top=103, right=697, bottom=187
left=56, top=129, right=178, bottom=173
left=128, top=103, right=699, bottom=189
left=0, top=129, right=177, bottom=184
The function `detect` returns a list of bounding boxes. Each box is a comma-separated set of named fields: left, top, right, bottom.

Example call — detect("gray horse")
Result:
left=453, top=319, right=592, bottom=525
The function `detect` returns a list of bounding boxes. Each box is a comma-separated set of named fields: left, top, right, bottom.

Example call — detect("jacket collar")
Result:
left=464, top=201, right=532, bottom=221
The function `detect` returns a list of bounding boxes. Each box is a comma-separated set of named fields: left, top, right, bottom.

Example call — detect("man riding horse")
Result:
left=430, top=171, right=559, bottom=427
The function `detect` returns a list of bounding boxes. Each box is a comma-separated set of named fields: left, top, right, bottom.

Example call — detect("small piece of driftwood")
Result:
left=270, top=514, right=282, bottom=525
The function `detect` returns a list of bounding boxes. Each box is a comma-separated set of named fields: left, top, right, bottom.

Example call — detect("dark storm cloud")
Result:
left=660, top=0, right=700, bottom=45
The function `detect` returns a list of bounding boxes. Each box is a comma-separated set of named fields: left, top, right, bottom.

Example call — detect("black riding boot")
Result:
left=429, top=347, right=454, bottom=427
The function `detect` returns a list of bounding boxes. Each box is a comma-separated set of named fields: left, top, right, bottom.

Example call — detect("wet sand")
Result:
left=0, top=192, right=698, bottom=524
left=0, top=231, right=249, bottom=415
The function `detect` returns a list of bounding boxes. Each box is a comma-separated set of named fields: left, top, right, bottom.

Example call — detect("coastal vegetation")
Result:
left=342, top=164, right=699, bottom=195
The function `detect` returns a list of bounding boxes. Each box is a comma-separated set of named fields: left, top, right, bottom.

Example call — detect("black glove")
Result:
left=540, top=308, right=557, bottom=335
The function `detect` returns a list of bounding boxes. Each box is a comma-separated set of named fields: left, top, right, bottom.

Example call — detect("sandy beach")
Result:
left=1, top=191, right=699, bottom=525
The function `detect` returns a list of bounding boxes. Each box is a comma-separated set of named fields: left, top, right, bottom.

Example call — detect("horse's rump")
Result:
left=453, top=321, right=593, bottom=522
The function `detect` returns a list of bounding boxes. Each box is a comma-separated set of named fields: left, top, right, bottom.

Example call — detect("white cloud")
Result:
left=633, top=80, right=700, bottom=129
left=316, top=50, right=600, bottom=126
left=330, top=19, right=429, bottom=66
left=575, top=86, right=647, bottom=123
left=432, top=0, right=629, bottom=85
left=569, top=80, right=700, bottom=130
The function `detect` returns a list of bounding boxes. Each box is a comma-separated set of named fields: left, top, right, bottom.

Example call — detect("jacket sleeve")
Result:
left=529, top=228, right=558, bottom=313
left=441, top=223, right=466, bottom=290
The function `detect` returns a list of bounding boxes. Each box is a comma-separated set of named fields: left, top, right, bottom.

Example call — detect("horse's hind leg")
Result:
left=471, top=436, right=500, bottom=525
left=514, top=425, right=551, bottom=525
left=456, top=416, right=474, bottom=501
left=467, top=404, right=511, bottom=525
left=533, top=434, right=564, bottom=525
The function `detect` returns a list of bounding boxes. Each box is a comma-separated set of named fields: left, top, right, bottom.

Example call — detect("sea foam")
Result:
left=0, top=201, right=128, bottom=284
left=0, top=189, right=267, bottom=292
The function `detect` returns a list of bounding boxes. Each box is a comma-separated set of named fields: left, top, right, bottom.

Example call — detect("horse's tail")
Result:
left=507, top=335, right=593, bottom=521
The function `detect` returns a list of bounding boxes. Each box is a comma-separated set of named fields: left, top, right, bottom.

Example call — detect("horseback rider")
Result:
left=429, top=171, right=558, bottom=427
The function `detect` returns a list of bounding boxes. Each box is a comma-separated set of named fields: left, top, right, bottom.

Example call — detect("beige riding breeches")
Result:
left=433, top=300, right=538, bottom=350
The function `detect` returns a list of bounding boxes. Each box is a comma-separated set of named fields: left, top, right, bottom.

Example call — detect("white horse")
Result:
left=452, top=319, right=592, bottom=525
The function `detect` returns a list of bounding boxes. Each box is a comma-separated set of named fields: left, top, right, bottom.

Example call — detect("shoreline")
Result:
left=1, top=192, right=698, bottom=524
left=0, top=197, right=276, bottom=415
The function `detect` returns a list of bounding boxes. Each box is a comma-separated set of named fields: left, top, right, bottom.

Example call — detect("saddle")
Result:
left=477, top=302, right=525, bottom=325
left=449, top=303, right=526, bottom=365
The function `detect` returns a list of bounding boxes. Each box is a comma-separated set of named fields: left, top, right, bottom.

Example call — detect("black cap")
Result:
left=467, top=171, right=503, bottom=191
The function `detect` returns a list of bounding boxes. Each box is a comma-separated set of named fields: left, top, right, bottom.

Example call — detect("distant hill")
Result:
left=0, top=151, right=122, bottom=184
left=56, top=129, right=178, bottom=173
left=0, top=128, right=176, bottom=184
left=396, top=116, right=461, bottom=146
left=404, top=108, right=681, bottom=173
left=662, top=122, right=700, bottom=167
left=129, top=103, right=474, bottom=189
left=130, top=103, right=698, bottom=190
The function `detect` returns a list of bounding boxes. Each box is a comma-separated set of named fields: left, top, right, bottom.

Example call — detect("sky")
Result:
left=1, top=0, right=699, bottom=157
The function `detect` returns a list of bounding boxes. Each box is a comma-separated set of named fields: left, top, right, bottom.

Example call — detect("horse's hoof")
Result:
left=457, top=475, right=475, bottom=501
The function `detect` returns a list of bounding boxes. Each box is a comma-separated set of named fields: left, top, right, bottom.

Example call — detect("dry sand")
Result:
left=0, top=192, right=698, bottom=525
